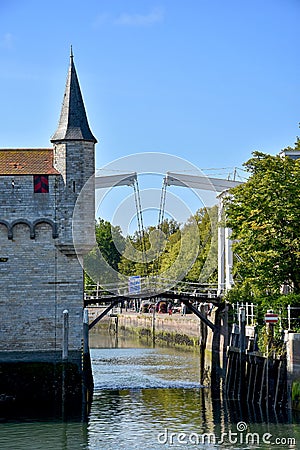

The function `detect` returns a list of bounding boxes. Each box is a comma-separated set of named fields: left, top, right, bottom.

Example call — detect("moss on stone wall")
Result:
left=119, top=324, right=199, bottom=349
left=292, top=379, right=300, bottom=411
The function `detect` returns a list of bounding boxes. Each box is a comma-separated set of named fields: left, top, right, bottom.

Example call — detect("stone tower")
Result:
left=51, top=49, right=97, bottom=254
left=0, top=51, right=96, bottom=418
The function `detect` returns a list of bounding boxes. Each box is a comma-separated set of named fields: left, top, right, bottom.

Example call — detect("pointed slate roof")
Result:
left=51, top=50, right=97, bottom=143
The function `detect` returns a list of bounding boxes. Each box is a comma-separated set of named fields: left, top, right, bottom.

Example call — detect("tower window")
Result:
left=34, top=175, right=49, bottom=193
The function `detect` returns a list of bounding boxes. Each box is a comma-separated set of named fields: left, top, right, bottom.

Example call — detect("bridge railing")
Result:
left=230, top=303, right=300, bottom=332
left=281, top=305, right=300, bottom=332
left=84, top=277, right=219, bottom=302
left=231, top=301, right=257, bottom=326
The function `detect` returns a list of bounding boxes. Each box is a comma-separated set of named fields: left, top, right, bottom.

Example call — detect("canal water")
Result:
left=0, top=331, right=299, bottom=449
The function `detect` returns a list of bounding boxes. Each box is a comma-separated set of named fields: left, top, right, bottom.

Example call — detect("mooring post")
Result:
left=238, top=307, right=246, bottom=400
left=83, top=308, right=89, bottom=355
left=62, top=309, right=69, bottom=360
left=152, top=303, right=156, bottom=346
left=82, top=307, right=90, bottom=421
left=239, top=307, right=246, bottom=354
left=199, top=303, right=208, bottom=386
left=266, top=321, right=274, bottom=408
left=62, top=309, right=69, bottom=420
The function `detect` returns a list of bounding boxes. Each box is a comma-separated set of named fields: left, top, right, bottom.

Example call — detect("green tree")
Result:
left=84, top=219, right=125, bottom=290
left=224, top=150, right=300, bottom=296
left=118, top=234, right=144, bottom=276
left=95, top=219, right=125, bottom=271
left=158, top=207, right=217, bottom=284
left=118, top=210, right=218, bottom=285
left=184, top=206, right=218, bottom=283
left=118, top=219, right=180, bottom=277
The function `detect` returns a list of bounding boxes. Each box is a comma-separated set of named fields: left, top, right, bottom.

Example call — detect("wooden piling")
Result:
left=62, top=309, right=69, bottom=361
left=62, top=309, right=69, bottom=419
left=82, top=308, right=93, bottom=420
left=238, top=307, right=246, bottom=400
left=83, top=308, right=89, bottom=355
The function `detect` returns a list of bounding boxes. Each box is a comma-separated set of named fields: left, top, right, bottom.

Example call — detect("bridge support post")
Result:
left=225, top=228, right=234, bottom=291
left=238, top=307, right=246, bottom=400
left=218, top=193, right=234, bottom=295
left=217, top=197, right=225, bottom=296
left=152, top=305, right=156, bottom=346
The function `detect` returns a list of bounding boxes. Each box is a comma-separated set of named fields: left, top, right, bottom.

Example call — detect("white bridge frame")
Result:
left=95, top=171, right=242, bottom=296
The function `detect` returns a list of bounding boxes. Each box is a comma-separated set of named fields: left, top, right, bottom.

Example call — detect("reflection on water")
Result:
left=87, top=333, right=300, bottom=449
left=89, top=389, right=300, bottom=449
left=0, top=422, right=88, bottom=450
left=0, top=329, right=299, bottom=449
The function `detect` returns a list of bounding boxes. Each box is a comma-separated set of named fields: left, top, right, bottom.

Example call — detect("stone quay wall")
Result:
left=88, top=308, right=215, bottom=350
left=286, top=333, right=300, bottom=411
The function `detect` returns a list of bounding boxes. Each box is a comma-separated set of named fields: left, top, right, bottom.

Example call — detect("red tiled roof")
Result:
left=0, top=149, right=60, bottom=175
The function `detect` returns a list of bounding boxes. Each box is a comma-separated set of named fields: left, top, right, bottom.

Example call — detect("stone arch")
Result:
left=10, top=219, right=34, bottom=239
left=0, top=220, right=11, bottom=239
left=33, top=218, right=58, bottom=239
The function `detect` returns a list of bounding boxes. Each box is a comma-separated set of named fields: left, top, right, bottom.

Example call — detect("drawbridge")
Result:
left=88, top=171, right=242, bottom=330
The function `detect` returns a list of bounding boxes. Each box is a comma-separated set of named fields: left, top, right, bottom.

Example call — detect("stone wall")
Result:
left=0, top=143, right=95, bottom=355
left=0, top=174, right=59, bottom=228
left=286, top=333, right=300, bottom=410
left=53, top=141, right=95, bottom=250
left=0, top=222, right=84, bottom=352
left=88, top=308, right=227, bottom=354
left=119, top=313, right=201, bottom=339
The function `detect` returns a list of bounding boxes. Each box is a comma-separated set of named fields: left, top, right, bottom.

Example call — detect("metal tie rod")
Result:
left=165, top=172, right=242, bottom=192
left=95, top=172, right=137, bottom=189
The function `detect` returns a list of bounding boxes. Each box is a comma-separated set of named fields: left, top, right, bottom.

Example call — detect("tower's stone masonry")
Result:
left=0, top=53, right=96, bottom=416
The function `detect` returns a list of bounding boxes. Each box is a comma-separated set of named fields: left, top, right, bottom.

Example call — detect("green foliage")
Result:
left=85, top=207, right=218, bottom=290
left=184, top=205, right=218, bottom=283
left=224, top=281, right=254, bottom=304
left=292, top=381, right=300, bottom=405
left=84, top=218, right=125, bottom=290
left=257, top=324, right=286, bottom=358
left=118, top=219, right=181, bottom=278
left=117, top=208, right=218, bottom=284
left=224, top=146, right=300, bottom=346
left=224, top=149, right=300, bottom=296
left=95, top=219, right=125, bottom=270
left=258, top=293, right=300, bottom=311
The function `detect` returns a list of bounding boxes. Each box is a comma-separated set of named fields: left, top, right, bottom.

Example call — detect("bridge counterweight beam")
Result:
left=88, top=299, right=122, bottom=330
left=179, top=298, right=216, bottom=331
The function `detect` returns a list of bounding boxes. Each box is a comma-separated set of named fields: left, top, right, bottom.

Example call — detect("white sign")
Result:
left=128, top=276, right=141, bottom=294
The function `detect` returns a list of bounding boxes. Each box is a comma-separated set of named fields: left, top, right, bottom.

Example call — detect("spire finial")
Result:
left=50, top=48, right=97, bottom=143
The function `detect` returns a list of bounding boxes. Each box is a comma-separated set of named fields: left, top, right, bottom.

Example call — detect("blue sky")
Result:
left=1, top=0, right=300, bottom=231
